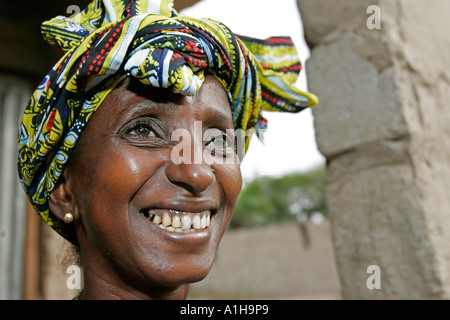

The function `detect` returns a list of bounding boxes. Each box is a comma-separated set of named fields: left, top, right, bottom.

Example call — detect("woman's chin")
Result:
left=133, top=256, right=215, bottom=290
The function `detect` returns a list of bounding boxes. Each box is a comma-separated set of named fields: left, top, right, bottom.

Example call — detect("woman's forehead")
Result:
left=102, top=75, right=232, bottom=123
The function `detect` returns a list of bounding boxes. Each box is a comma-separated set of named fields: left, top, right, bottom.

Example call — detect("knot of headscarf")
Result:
left=17, top=0, right=318, bottom=243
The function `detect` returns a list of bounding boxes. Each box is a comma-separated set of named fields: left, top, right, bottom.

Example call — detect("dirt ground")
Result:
left=188, top=220, right=342, bottom=300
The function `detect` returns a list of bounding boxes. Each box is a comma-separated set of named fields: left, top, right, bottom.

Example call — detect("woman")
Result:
left=17, top=0, right=317, bottom=299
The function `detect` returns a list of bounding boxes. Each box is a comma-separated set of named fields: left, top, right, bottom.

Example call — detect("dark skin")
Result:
left=49, top=75, right=242, bottom=300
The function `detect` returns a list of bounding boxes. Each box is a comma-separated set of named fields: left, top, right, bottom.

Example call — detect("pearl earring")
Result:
left=63, top=212, right=74, bottom=224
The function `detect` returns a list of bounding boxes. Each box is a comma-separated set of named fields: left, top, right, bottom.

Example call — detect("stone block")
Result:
left=298, top=0, right=377, bottom=47
left=299, top=0, right=450, bottom=299
left=306, top=31, right=408, bottom=158
left=326, top=164, right=444, bottom=299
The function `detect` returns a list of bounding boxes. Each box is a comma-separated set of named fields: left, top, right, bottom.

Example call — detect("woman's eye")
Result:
left=127, top=126, right=156, bottom=138
left=205, top=132, right=235, bottom=155
left=120, top=118, right=167, bottom=148
left=211, top=135, right=227, bottom=146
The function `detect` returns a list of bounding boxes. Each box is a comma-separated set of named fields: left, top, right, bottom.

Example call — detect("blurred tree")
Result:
left=230, top=165, right=327, bottom=230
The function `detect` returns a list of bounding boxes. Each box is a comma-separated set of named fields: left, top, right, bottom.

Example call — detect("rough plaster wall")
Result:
left=298, top=0, right=450, bottom=299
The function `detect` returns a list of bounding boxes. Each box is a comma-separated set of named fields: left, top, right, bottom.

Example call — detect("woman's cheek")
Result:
left=215, top=162, right=242, bottom=207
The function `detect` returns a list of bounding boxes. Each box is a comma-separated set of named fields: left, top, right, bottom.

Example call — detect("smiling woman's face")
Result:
left=59, top=74, right=242, bottom=299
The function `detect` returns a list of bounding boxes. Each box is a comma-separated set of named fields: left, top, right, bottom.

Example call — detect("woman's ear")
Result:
left=48, top=169, right=78, bottom=223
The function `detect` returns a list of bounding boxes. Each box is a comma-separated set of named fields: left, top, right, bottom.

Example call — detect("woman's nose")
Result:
left=166, top=120, right=217, bottom=194
left=166, top=125, right=215, bottom=194
left=165, top=159, right=215, bottom=195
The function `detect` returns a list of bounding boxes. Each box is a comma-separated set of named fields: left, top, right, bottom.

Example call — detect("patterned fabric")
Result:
left=17, top=0, right=318, bottom=243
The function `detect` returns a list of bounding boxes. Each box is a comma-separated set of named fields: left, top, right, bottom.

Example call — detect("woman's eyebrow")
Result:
left=113, top=100, right=178, bottom=125
left=203, top=106, right=233, bottom=128
left=113, top=98, right=233, bottom=128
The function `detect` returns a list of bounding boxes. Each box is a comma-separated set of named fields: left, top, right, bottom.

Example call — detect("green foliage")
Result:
left=230, top=165, right=327, bottom=229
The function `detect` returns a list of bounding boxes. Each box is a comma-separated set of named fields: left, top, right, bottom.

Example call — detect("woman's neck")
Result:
left=80, top=262, right=190, bottom=300
left=77, top=239, right=191, bottom=300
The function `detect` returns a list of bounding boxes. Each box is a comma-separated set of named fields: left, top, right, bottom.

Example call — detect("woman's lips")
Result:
left=141, top=208, right=213, bottom=233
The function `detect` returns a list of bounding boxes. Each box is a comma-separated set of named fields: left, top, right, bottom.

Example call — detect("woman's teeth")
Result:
left=144, top=210, right=211, bottom=233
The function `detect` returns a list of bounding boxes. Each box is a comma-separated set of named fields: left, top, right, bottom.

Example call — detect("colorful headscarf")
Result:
left=17, top=0, right=318, bottom=243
